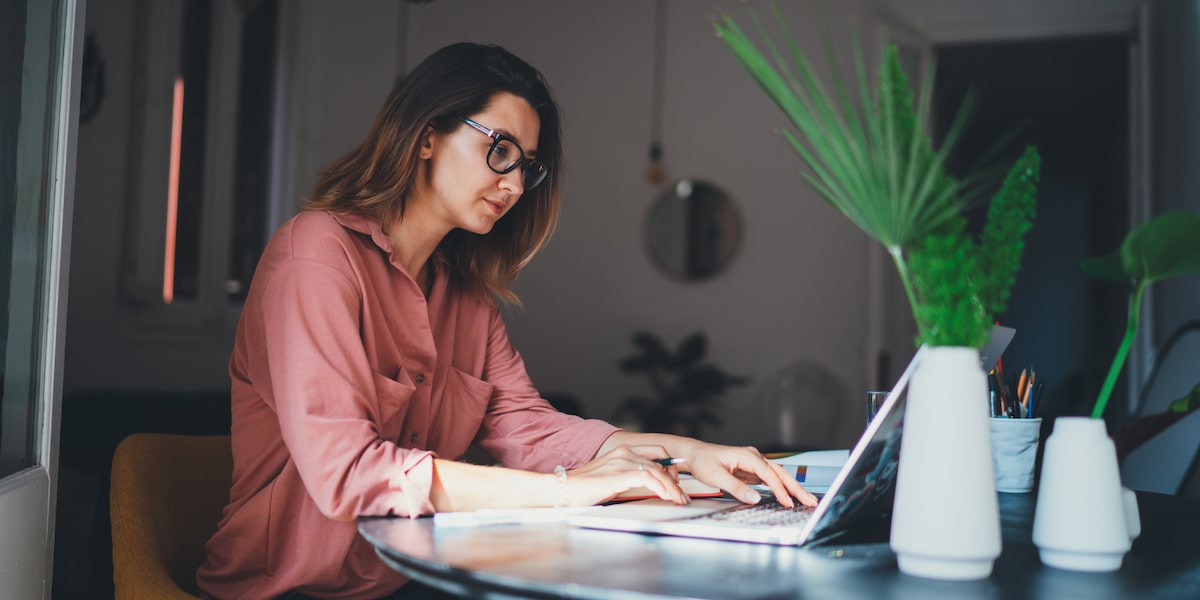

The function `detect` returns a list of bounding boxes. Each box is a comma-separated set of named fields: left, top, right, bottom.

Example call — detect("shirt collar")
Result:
left=328, top=211, right=448, bottom=270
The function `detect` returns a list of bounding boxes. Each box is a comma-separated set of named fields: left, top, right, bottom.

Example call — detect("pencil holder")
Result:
left=989, top=417, right=1042, bottom=493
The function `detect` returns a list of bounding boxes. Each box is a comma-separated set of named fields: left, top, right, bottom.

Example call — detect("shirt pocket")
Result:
left=374, top=369, right=416, bottom=438
left=427, top=367, right=495, bottom=458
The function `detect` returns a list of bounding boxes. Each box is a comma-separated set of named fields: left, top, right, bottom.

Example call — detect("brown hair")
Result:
left=304, top=42, right=564, bottom=306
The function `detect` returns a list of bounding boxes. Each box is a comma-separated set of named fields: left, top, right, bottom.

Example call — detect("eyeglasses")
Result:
left=459, top=117, right=549, bottom=190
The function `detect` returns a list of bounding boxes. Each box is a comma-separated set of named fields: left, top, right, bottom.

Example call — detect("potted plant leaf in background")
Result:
left=1080, top=211, right=1200, bottom=423
left=1032, top=211, right=1200, bottom=572
left=714, top=4, right=1041, bottom=580
left=612, top=330, right=748, bottom=438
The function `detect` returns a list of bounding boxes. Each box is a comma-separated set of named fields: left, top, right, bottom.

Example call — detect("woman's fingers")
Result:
left=745, top=453, right=817, bottom=507
left=750, top=461, right=817, bottom=507
left=608, top=444, right=684, bottom=484
left=570, top=445, right=689, bottom=505
left=637, top=466, right=688, bottom=504
left=694, top=467, right=763, bottom=505
left=688, top=445, right=818, bottom=508
left=770, top=463, right=817, bottom=506
left=622, top=453, right=687, bottom=504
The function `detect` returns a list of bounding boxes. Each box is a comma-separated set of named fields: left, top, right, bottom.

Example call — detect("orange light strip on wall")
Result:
left=163, top=75, right=184, bottom=304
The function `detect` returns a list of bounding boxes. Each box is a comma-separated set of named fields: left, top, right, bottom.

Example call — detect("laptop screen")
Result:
left=799, top=346, right=922, bottom=544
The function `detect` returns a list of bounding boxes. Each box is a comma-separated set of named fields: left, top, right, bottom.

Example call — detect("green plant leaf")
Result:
left=1120, top=212, right=1200, bottom=284
left=675, top=332, right=707, bottom=367
left=630, top=331, right=670, bottom=365
left=712, top=11, right=970, bottom=254
left=1085, top=212, right=1200, bottom=419
left=631, top=330, right=666, bottom=352
left=1168, top=383, right=1200, bottom=413
left=1082, top=212, right=1200, bottom=285
left=682, top=365, right=728, bottom=396
left=716, top=5, right=1041, bottom=352
left=909, top=219, right=990, bottom=348
left=975, top=146, right=1041, bottom=317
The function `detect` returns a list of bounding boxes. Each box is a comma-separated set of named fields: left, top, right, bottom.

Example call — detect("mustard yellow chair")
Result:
left=110, top=433, right=232, bottom=599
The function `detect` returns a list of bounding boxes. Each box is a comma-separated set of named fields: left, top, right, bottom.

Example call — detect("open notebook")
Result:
left=567, top=346, right=926, bottom=546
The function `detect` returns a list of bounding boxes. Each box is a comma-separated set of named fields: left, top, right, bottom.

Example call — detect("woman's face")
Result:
left=417, top=91, right=542, bottom=236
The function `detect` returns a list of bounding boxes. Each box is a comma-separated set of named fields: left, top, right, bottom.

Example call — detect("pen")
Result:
left=1030, top=380, right=1045, bottom=418
left=654, top=457, right=687, bottom=466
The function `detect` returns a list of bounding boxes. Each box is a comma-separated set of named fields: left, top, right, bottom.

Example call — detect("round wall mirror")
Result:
left=645, top=179, right=742, bottom=281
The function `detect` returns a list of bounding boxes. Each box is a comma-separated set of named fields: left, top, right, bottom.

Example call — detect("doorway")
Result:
left=933, top=35, right=1132, bottom=422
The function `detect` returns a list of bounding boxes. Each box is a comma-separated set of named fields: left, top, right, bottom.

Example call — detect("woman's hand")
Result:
left=595, top=431, right=817, bottom=508
left=682, top=442, right=818, bottom=508
left=562, top=445, right=690, bottom=507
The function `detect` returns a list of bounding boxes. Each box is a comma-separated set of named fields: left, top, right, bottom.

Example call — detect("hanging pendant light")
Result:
left=644, top=0, right=668, bottom=185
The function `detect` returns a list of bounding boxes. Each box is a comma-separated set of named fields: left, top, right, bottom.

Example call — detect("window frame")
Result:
left=122, top=0, right=278, bottom=337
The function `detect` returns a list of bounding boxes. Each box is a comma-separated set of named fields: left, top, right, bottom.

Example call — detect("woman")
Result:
left=196, top=42, right=814, bottom=600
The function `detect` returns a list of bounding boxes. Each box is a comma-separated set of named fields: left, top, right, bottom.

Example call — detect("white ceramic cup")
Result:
left=989, top=417, right=1042, bottom=493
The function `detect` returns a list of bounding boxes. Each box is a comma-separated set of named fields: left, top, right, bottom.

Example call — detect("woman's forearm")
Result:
left=596, top=431, right=703, bottom=465
left=429, top=459, right=560, bottom=512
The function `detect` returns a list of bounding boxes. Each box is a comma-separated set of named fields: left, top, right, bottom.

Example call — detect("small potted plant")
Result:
left=1027, top=212, right=1200, bottom=572
left=1033, top=210, right=1200, bottom=502
left=612, top=330, right=748, bottom=438
left=1080, top=211, right=1200, bottom=422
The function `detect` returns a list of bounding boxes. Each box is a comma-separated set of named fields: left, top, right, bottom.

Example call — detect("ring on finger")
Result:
left=638, top=463, right=644, bottom=472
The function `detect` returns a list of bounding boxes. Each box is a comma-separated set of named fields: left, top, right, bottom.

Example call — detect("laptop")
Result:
left=568, top=325, right=1016, bottom=546
left=979, top=325, right=1015, bottom=374
left=567, top=346, right=927, bottom=546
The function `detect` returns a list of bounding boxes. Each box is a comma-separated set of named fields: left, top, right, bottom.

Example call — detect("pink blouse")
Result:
left=196, top=211, right=618, bottom=599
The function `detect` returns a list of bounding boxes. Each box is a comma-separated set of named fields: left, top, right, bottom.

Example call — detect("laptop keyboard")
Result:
left=690, top=500, right=815, bottom=527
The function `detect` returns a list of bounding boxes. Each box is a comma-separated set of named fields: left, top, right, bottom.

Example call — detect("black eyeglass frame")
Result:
left=458, top=117, right=549, bottom=190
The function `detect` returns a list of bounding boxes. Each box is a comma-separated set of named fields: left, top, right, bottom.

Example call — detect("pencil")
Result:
left=1023, top=371, right=1036, bottom=411
left=1017, top=368, right=1029, bottom=405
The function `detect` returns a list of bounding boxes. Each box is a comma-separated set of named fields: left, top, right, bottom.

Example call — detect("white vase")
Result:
left=890, top=346, right=1001, bottom=580
left=1032, top=416, right=1141, bottom=571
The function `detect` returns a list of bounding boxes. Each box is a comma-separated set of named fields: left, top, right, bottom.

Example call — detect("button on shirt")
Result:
left=197, top=211, right=618, bottom=600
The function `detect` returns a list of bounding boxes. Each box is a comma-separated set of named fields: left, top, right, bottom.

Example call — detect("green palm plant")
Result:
left=713, top=6, right=1040, bottom=347
left=908, top=148, right=1040, bottom=347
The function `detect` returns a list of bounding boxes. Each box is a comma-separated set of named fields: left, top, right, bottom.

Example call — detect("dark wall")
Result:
left=933, top=35, right=1131, bottom=425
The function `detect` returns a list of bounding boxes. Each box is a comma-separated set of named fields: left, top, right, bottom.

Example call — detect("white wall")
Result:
left=275, top=0, right=407, bottom=219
